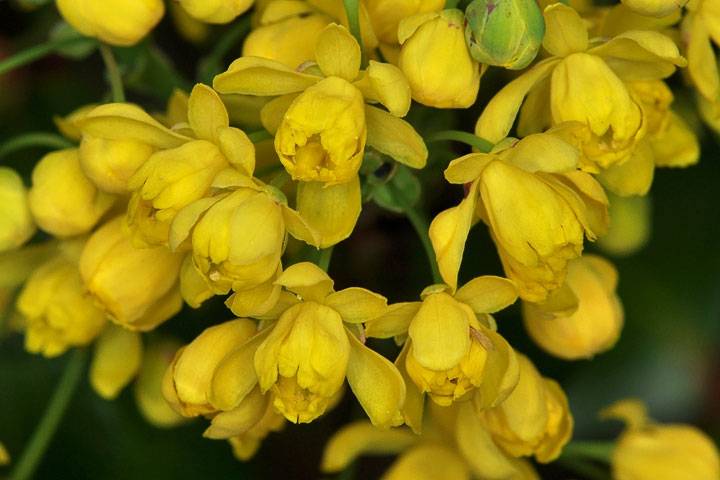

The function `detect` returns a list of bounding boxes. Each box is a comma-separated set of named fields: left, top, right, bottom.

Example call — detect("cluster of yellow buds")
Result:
left=1, top=0, right=718, bottom=477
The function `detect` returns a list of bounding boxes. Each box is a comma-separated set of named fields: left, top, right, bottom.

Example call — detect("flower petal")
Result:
left=454, top=276, right=518, bottom=314
left=444, top=153, right=495, bottom=184
left=260, top=93, right=299, bottom=134
left=217, top=127, right=256, bottom=176
left=169, top=195, right=226, bottom=252
left=188, top=83, right=229, bottom=143
left=501, top=133, right=579, bottom=174
left=651, top=112, right=700, bottom=168
left=90, top=324, right=142, bottom=400
left=542, top=4, right=588, bottom=57
left=365, top=302, right=421, bottom=339
left=384, top=444, right=471, bottom=480
left=324, top=287, right=388, bottom=323
left=597, top=142, right=654, bottom=197
left=365, top=105, right=427, bottom=169
left=297, top=176, right=362, bottom=248
left=345, top=327, right=406, bottom=428
left=314, top=23, right=361, bottom=81
left=203, top=386, right=268, bottom=439
left=354, top=61, right=411, bottom=117
left=213, top=57, right=320, bottom=96
left=395, top=341, right=425, bottom=434
left=274, top=261, right=334, bottom=302
left=473, top=326, right=520, bottom=410
left=281, top=205, right=321, bottom=247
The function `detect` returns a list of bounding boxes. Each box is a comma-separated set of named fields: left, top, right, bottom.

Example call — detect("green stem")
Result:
left=561, top=441, right=615, bottom=462
left=317, top=246, right=334, bottom=273
left=98, top=44, right=125, bottom=103
left=385, top=181, right=443, bottom=284
left=268, top=170, right=291, bottom=189
left=254, top=164, right=283, bottom=178
left=10, top=348, right=87, bottom=480
left=557, top=457, right=611, bottom=480
left=247, top=130, right=273, bottom=144
left=0, top=132, right=75, bottom=160
left=0, top=37, right=89, bottom=77
left=198, top=15, right=252, bottom=84
left=342, top=0, right=364, bottom=64
left=444, top=0, right=460, bottom=8
left=425, top=130, right=494, bottom=153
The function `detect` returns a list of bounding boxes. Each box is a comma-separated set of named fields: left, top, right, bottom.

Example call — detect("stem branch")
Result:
left=99, top=44, right=125, bottom=103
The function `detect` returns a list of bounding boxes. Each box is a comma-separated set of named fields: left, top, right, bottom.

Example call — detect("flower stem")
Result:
left=0, top=37, right=90, bottom=77
left=268, top=171, right=291, bottom=190
left=561, top=441, right=615, bottom=462
left=0, top=132, right=75, bottom=160
left=9, top=348, right=87, bottom=480
left=425, top=130, right=494, bottom=153
left=342, top=0, right=364, bottom=64
left=247, top=129, right=273, bottom=144
left=198, top=15, right=252, bottom=84
left=557, top=457, right=612, bottom=480
left=317, top=246, right=334, bottom=273
left=99, top=44, right=125, bottom=103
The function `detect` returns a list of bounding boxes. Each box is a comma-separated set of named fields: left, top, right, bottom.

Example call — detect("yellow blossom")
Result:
left=523, top=255, right=624, bottom=360
left=134, top=338, right=187, bottom=428
left=398, top=9, right=484, bottom=108
left=79, top=217, right=184, bottom=331
left=621, top=0, right=688, bottom=18
left=177, top=0, right=253, bottom=24
left=684, top=0, right=720, bottom=122
left=89, top=324, right=143, bottom=399
left=601, top=398, right=720, bottom=480
left=0, top=167, right=35, bottom=252
left=56, top=0, right=165, bottom=46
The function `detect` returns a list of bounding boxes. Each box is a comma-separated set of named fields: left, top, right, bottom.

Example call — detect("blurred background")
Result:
left=0, top=1, right=718, bottom=478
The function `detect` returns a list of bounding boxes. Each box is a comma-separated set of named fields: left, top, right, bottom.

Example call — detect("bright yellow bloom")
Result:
left=621, top=0, right=688, bottom=18
left=28, top=149, right=115, bottom=237
left=134, top=338, right=186, bottom=428
left=177, top=0, right=253, bottom=24
left=398, top=9, right=483, bottom=108
left=89, top=324, right=142, bottom=399
left=79, top=217, right=184, bottom=331
left=476, top=3, right=686, bottom=173
left=597, top=193, right=651, bottom=256
left=477, top=354, right=574, bottom=463
left=215, top=23, right=426, bottom=246
left=430, top=130, right=609, bottom=301
left=523, top=255, right=623, bottom=360
left=366, top=277, right=519, bottom=408
left=601, top=399, right=720, bottom=480
left=210, top=262, right=405, bottom=427
left=56, top=0, right=165, bottom=46
left=686, top=0, right=720, bottom=123
left=17, top=243, right=106, bottom=358
left=0, top=167, right=35, bottom=252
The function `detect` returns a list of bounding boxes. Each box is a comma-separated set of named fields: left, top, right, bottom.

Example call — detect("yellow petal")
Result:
left=217, top=127, right=256, bottom=176
left=384, top=444, right=471, bottom=480
left=321, top=421, right=418, bottom=473
left=394, top=341, right=425, bottom=434
left=260, top=93, right=299, bottom=135
left=314, top=23, right=361, bottom=81
left=473, top=326, right=520, bottom=410
left=179, top=253, right=214, bottom=308
left=187, top=83, right=229, bottom=143
left=365, top=302, right=421, bottom=339
left=429, top=180, right=478, bottom=291
left=365, top=105, right=427, bottom=169
left=652, top=112, right=700, bottom=168
left=324, top=287, right=388, bottom=323
left=408, top=293, right=472, bottom=371
left=213, top=57, right=321, bottom=96
left=354, top=61, right=411, bottom=117
left=77, top=103, right=190, bottom=149
left=597, top=141, right=654, bottom=197
left=599, top=397, right=649, bottom=429
left=542, top=4, right=588, bottom=57
left=444, top=153, right=495, bottom=185
left=345, top=327, right=406, bottom=428
left=501, top=133, right=579, bottom=174
left=454, top=276, right=518, bottom=314
left=209, top=327, right=271, bottom=411
left=475, top=58, right=559, bottom=143
left=90, top=325, right=142, bottom=400
left=169, top=194, right=226, bottom=252
left=686, top=16, right=719, bottom=106
left=274, top=261, right=334, bottom=302
left=203, top=386, right=268, bottom=439
left=225, top=267, right=282, bottom=318
left=297, top=176, right=362, bottom=248
left=134, top=339, right=186, bottom=428
left=281, top=205, right=322, bottom=247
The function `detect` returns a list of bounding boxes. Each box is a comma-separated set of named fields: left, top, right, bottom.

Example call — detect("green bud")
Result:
left=465, top=0, right=545, bottom=70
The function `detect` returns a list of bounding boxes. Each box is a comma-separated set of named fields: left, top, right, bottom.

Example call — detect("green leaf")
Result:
left=372, top=165, right=421, bottom=213
left=49, top=22, right=97, bottom=60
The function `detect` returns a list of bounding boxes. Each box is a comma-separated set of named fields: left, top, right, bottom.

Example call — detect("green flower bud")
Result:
left=465, top=0, right=545, bottom=70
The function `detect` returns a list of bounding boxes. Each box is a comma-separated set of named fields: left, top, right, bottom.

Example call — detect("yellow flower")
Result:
left=601, top=398, right=720, bottom=480
left=621, top=0, right=688, bottom=18
left=17, top=243, right=106, bottom=358
left=134, top=338, right=186, bottom=428
left=476, top=3, right=686, bottom=173
left=210, top=262, right=405, bottom=427
left=89, top=323, right=142, bottom=399
left=398, top=9, right=484, bottom=108
left=596, top=193, right=651, bottom=256
left=28, top=149, right=115, bottom=237
left=523, top=255, right=623, bottom=360
left=79, top=217, right=184, bottom=331
left=477, top=354, right=574, bottom=463
left=214, top=23, right=426, bottom=245
left=177, top=0, right=253, bottom=24
left=56, top=0, right=165, bottom=46
left=0, top=442, right=8, bottom=466
left=684, top=0, right=720, bottom=122
left=366, top=277, right=519, bottom=408
left=0, top=167, right=35, bottom=252
left=122, top=84, right=256, bottom=248
left=430, top=130, right=609, bottom=301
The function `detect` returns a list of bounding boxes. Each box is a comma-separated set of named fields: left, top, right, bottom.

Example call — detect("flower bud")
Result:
left=620, top=0, right=689, bottom=18
left=177, top=0, right=253, bottom=24
left=79, top=217, right=183, bottom=331
left=465, top=0, right=545, bottom=70
left=29, top=149, right=115, bottom=237
left=17, top=248, right=106, bottom=358
left=90, top=324, right=142, bottom=399
left=398, top=9, right=482, bottom=108
left=79, top=136, right=155, bottom=194
left=134, top=338, right=187, bottom=428
left=56, top=0, right=165, bottom=46
left=0, top=167, right=35, bottom=252
left=523, top=255, right=624, bottom=360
